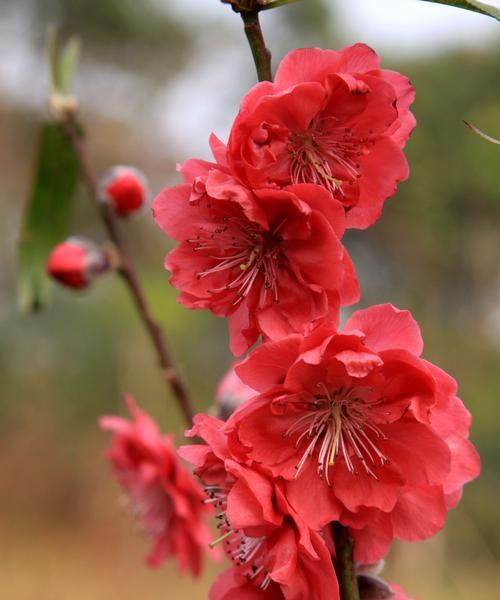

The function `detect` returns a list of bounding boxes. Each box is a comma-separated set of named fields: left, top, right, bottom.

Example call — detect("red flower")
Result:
left=153, top=161, right=358, bottom=355
left=179, top=414, right=339, bottom=600
left=227, top=304, right=479, bottom=550
left=99, top=396, right=214, bottom=576
left=210, top=567, right=284, bottom=599
left=226, top=44, right=415, bottom=229
left=343, top=364, right=480, bottom=563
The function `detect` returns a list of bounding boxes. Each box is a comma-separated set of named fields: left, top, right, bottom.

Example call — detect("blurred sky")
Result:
left=169, top=0, right=500, bottom=53
left=158, top=0, right=500, bottom=157
left=1, top=0, right=499, bottom=155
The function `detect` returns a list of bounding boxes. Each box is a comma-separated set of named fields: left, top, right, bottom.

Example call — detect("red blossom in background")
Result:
left=226, top=43, right=415, bottom=229
left=226, top=304, right=479, bottom=560
left=179, top=414, right=339, bottom=600
left=99, top=396, right=214, bottom=576
left=153, top=159, right=358, bottom=355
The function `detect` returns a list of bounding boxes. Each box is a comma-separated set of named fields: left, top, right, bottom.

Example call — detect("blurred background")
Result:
left=1, top=0, right=499, bottom=598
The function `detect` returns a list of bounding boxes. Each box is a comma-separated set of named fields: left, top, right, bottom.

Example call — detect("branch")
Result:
left=225, top=1, right=272, bottom=82
left=61, top=117, right=195, bottom=427
left=240, top=9, right=272, bottom=82
left=333, top=523, right=361, bottom=600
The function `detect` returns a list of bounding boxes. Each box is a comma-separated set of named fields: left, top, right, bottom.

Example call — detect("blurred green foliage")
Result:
left=1, top=0, right=499, bottom=598
left=18, top=124, right=79, bottom=311
left=33, top=0, right=192, bottom=70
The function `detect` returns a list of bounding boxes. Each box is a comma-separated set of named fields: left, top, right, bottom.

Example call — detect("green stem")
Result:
left=333, top=523, right=360, bottom=600
left=240, top=8, right=272, bottom=82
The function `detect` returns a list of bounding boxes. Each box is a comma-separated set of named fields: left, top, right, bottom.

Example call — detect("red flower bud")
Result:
left=46, top=237, right=109, bottom=290
left=98, top=166, right=149, bottom=216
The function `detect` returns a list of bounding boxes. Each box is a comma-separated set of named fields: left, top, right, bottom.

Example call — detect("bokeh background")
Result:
left=1, top=1, right=499, bottom=598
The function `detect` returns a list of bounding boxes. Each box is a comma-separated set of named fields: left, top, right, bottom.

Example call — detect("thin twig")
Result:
left=226, top=1, right=272, bottom=82
left=464, top=120, right=500, bottom=145
left=62, top=117, right=195, bottom=427
left=333, top=523, right=361, bottom=600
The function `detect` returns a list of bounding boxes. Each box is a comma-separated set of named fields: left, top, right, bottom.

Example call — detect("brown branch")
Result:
left=62, top=117, right=195, bottom=427
left=224, top=1, right=272, bottom=82
left=333, top=523, right=361, bottom=600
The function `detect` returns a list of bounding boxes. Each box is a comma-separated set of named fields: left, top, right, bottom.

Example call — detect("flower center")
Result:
left=288, top=118, right=368, bottom=197
left=188, top=209, right=284, bottom=305
left=284, top=383, right=389, bottom=484
left=204, top=484, right=272, bottom=590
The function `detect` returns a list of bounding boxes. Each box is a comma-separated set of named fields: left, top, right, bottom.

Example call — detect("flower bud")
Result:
left=215, top=364, right=256, bottom=420
left=46, top=237, right=109, bottom=290
left=98, top=166, right=149, bottom=216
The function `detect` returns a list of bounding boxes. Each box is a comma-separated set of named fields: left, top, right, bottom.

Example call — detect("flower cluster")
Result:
left=174, top=304, right=478, bottom=598
left=102, top=43, right=479, bottom=599
left=225, top=304, right=479, bottom=565
left=153, top=43, right=414, bottom=354
left=180, top=414, right=338, bottom=599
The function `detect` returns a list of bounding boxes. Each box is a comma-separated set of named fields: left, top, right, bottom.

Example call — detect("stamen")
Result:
left=284, top=384, right=389, bottom=480
left=209, top=529, right=234, bottom=548
left=288, top=119, right=373, bottom=196
left=203, top=481, right=272, bottom=590
left=188, top=203, right=283, bottom=304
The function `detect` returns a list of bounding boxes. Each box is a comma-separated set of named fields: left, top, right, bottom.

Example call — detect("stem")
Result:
left=239, top=7, right=272, bottom=82
left=62, top=117, right=195, bottom=427
left=333, top=523, right=360, bottom=600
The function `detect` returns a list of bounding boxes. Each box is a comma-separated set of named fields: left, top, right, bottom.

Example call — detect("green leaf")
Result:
left=419, top=0, right=500, bottom=20
left=59, top=36, right=80, bottom=94
left=45, top=27, right=80, bottom=94
left=46, top=25, right=60, bottom=93
left=18, top=123, right=80, bottom=311
left=259, top=0, right=302, bottom=10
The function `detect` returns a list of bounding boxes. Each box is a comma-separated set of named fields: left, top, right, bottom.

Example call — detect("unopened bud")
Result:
left=357, top=575, right=394, bottom=600
left=46, top=237, right=109, bottom=290
left=215, top=364, right=256, bottom=420
left=356, top=560, right=385, bottom=577
left=98, top=166, right=150, bottom=216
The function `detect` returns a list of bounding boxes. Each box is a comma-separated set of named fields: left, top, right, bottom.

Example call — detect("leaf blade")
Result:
left=18, top=123, right=80, bottom=311
left=59, top=36, right=80, bottom=94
